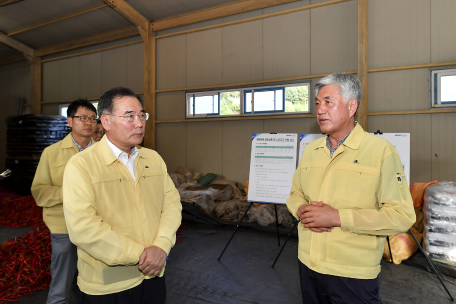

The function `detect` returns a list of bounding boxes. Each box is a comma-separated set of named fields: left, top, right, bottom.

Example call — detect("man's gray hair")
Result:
left=314, top=73, right=362, bottom=111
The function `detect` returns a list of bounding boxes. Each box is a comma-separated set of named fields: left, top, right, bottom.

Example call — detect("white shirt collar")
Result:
left=105, top=136, right=138, bottom=160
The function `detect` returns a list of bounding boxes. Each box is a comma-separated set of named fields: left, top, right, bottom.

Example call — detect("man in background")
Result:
left=92, top=119, right=105, bottom=142
left=63, top=87, right=182, bottom=304
left=31, top=99, right=97, bottom=304
left=286, top=73, right=415, bottom=303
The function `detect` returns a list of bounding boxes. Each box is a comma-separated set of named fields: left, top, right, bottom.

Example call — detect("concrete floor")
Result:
left=2, top=223, right=456, bottom=304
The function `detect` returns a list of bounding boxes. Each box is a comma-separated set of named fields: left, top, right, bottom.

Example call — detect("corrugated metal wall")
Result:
left=155, top=0, right=456, bottom=184
left=1, top=0, right=454, bottom=185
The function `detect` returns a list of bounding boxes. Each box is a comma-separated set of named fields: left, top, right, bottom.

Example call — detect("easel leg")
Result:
left=408, top=229, right=454, bottom=301
left=275, top=204, right=280, bottom=247
left=218, top=202, right=254, bottom=261
left=272, top=218, right=299, bottom=268
left=386, top=235, right=394, bottom=264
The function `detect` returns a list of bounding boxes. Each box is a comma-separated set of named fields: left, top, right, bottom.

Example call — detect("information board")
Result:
left=248, top=133, right=298, bottom=205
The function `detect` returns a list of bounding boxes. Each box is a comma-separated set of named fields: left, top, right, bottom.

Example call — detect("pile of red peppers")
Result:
left=0, top=188, right=51, bottom=303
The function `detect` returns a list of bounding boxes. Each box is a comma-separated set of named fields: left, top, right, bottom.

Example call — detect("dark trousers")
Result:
left=77, top=276, right=166, bottom=304
left=299, top=261, right=381, bottom=304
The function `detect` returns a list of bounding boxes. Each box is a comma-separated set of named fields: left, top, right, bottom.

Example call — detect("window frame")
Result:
left=185, top=81, right=311, bottom=119
left=430, top=66, right=456, bottom=108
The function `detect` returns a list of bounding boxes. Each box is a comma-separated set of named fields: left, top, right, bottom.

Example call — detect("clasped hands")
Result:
left=296, top=201, right=341, bottom=233
left=138, top=246, right=167, bottom=276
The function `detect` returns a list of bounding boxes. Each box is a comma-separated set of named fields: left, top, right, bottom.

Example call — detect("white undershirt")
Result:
left=106, top=136, right=139, bottom=180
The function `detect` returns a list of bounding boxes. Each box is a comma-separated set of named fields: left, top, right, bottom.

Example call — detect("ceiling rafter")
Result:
left=0, top=32, right=35, bottom=58
left=103, top=0, right=149, bottom=38
left=150, top=0, right=299, bottom=32
left=7, top=3, right=108, bottom=36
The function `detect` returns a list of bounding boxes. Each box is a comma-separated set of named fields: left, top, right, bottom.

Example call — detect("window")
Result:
left=430, top=68, right=456, bottom=108
left=59, top=102, right=99, bottom=117
left=186, top=82, right=310, bottom=118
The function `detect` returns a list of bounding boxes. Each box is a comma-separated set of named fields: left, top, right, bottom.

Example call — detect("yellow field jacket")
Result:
left=62, top=136, right=182, bottom=295
left=286, top=124, right=415, bottom=279
left=31, top=133, right=79, bottom=234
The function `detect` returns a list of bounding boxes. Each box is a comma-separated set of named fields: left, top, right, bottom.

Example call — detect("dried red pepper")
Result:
left=0, top=188, right=51, bottom=304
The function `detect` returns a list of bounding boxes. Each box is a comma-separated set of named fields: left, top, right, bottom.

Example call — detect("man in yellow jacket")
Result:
left=286, top=73, right=415, bottom=304
left=31, top=99, right=97, bottom=304
left=62, top=87, right=182, bottom=304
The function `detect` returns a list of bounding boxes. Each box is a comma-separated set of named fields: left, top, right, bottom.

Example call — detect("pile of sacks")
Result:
left=170, top=167, right=294, bottom=227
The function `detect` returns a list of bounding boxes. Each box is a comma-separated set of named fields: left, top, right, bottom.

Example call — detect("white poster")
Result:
left=298, top=134, right=325, bottom=164
left=248, top=133, right=298, bottom=205
left=373, top=133, right=410, bottom=184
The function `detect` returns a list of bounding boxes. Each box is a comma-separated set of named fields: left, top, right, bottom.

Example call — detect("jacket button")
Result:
left=345, top=228, right=350, bottom=232
left=311, top=263, right=315, bottom=267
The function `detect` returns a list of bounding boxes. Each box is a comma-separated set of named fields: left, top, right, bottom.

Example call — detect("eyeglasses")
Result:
left=71, top=116, right=97, bottom=123
left=108, top=113, right=149, bottom=122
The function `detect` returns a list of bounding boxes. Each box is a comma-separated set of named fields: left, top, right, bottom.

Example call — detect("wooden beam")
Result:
left=143, top=29, right=156, bottom=149
left=36, top=26, right=139, bottom=57
left=151, top=0, right=299, bottom=32
left=156, top=0, right=352, bottom=39
left=0, top=0, right=19, bottom=6
left=30, top=57, right=42, bottom=114
left=357, top=0, right=368, bottom=129
left=0, top=53, right=27, bottom=66
left=7, top=3, right=107, bottom=36
left=0, top=32, right=35, bottom=57
left=103, top=0, right=149, bottom=33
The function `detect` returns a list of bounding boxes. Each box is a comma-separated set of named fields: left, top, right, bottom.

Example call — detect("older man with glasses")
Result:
left=32, top=99, right=97, bottom=304
left=62, top=87, right=182, bottom=304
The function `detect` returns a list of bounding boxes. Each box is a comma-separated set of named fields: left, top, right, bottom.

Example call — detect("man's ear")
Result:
left=101, top=114, right=110, bottom=131
left=67, top=116, right=73, bottom=128
left=348, top=99, right=358, bottom=118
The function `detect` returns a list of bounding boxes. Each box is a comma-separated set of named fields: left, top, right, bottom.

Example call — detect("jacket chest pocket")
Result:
left=50, top=161, right=68, bottom=186
left=300, top=161, right=326, bottom=201
left=91, top=174, right=132, bottom=233
left=334, top=164, right=380, bottom=209
left=138, top=169, right=165, bottom=212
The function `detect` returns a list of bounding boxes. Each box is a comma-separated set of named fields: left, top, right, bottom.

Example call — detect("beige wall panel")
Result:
left=187, top=121, right=223, bottom=176
left=156, top=123, right=188, bottom=173
left=263, top=117, right=320, bottom=134
left=101, top=47, right=128, bottom=92
left=222, top=20, right=264, bottom=84
left=156, top=35, right=187, bottom=90
left=263, top=10, right=311, bottom=80
left=221, top=9, right=263, bottom=23
left=264, top=0, right=311, bottom=14
left=156, top=91, right=186, bottom=121
left=42, top=61, right=60, bottom=102
left=368, top=114, right=432, bottom=184
left=367, top=69, right=429, bottom=112
left=431, top=113, right=456, bottom=182
left=369, top=0, right=431, bottom=69
left=41, top=103, right=59, bottom=115
left=222, top=120, right=263, bottom=185
left=79, top=52, right=102, bottom=99
left=58, top=57, right=81, bottom=102
left=8, top=66, right=31, bottom=103
left=310, top=1, right=357, bottom=74
left=187, top=28, right=223, bottom=88
left=126, top=43, right=144, bottom=93
left=431, top=0, right=456, bottom=63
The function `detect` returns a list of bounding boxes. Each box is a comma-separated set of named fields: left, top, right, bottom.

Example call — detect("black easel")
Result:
left=272, top=217, right=298, bottom=268
left=218, top=202, right=282, bottom=261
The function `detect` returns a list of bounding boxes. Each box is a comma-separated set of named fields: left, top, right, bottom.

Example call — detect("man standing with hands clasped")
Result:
left=286, top=73, right=415, bottom=304
left=63, top=87, right=182, bottom=304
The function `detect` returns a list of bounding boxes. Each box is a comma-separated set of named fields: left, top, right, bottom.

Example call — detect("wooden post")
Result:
left=143, top=28, right=156, bottom=150
left=30, top=56, right=42, bottom=114
left=357, top=0, right=368, bottom=129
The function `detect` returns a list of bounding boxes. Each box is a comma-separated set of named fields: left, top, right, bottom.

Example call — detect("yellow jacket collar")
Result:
left=315, top=122, right=364, bottom=150
left=61, top=133, right=78, bottom=150
left=98, top=136, right=147, bottom=166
